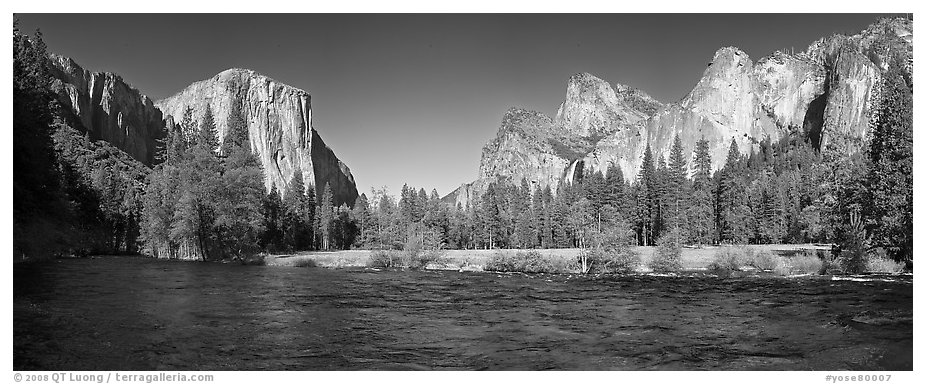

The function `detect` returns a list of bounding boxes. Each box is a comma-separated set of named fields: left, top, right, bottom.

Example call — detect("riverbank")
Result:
left=265, top=244, right=837, bottom=273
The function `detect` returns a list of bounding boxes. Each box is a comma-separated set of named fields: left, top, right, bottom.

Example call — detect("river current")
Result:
left=13, top=256, right=913, bottom=370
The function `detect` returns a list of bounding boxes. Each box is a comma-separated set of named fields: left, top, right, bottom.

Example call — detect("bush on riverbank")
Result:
left=484, top=250, right=575, bottom=273
left=290, top=258, right=317, bottom=268
left=367, top=236, right=446, bottom=269
left=744, top=250, right=780, bottom=272
left=579, top=227, right=640, bottom=274
left=239, top=253, right=267, bottom=266
left=786, top=253, right=825, bottom=275
left=582, top=248, right=640, bottom=274
left=866, top=248, right=905, bottom=273
left=649, top=229, right=683, bottom=273
left=708, top=246, right=746, bottom=274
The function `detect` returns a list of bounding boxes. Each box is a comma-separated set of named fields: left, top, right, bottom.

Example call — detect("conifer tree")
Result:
left=665, top=135, right=689, bottom=240
left=865, top=54, right=913, bottom=262
left=197, top=104, right=219, bottom=153
left=531, top=184, right=544, bottom=247
left=688, top=137, right=715, bottom=244
left=318, top=182, right=335, bottom=250
left=603, top=162, right=626, bottom=217
left=261, top=185, right=285, bottom=251
left=513, top=178, right=535, bottom=248
left=180, top=107, right=196, bottom=148
left=221, top=101, right=249, bottom=156
left=635, top=143, right=657, bottom=246
left=718, top=140, right=750, bottom=243
left=541, top=185, right=555, bottom=248
left=283, top=171, right=311, bottom=250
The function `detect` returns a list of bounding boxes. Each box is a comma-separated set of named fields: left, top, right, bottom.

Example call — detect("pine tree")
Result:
left=584, top=168, right=607, bottom=233
left=718, top=140, right=750, bottom=243
left=166, top=122, right=187, bottom=164
left=654, top=154, right=670, bottom=240
left=351, top=193, right=373, bottom=248
left=687, top=137, right=715, bottom=244
left=512, top=178, right=535, bottom=248
left=531, top=184, right=544, bottom=247
left=261, top=185, right=285, bottom=251
left=541, top=185, right=555, bottom=248
left=603, top=162, right=626, bottom=217
left=635, top=143, right=657, bottom=246
left=180, top=107, right=196, bottom=148
left=13, top=26, right=62, bottom=226
left=665, top=135, right=689, bottom=242
left=865, top=54, right=913, bottom=262
left=318, top=182, right=335, bottom=250
left=283, top=171, right=311, bottom=250
left=213, top=127, right=265, bottom=260
left=197, top=104, right=219, bottom=153
left=221, top=101, right=249, bottom=156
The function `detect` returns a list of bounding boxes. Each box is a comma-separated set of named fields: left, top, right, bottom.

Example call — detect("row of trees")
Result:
left=15, top=24, right=152, bottom=259
left=342, top=56, right=911, bottom=264
left=15, top=22, right=910, bottom=264
left=138, top=101, right=358, bottom=260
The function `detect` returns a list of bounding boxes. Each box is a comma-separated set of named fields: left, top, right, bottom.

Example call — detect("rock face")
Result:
left=47, top=54, right=167, bottom=165
left=578, top=46, right=826, bottom=182
left=155, top=69, right=358, bottom=207
left=447, top=108, right=573, bottom=207
left=451, top=17, right=911, bottom=203
left=446, top=74, right=661, bottom=207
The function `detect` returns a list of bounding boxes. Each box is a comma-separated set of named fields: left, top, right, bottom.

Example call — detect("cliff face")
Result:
left=47, top=54, right=167, bottom=165
left=446, top=74, right=661, bottom=207
left=452, top=17, right=910, bottom=203
left=155, top=69, right=358, bottom=207
left=579, top=47, right=826, bottom=182
left=448, top=108, right=574, bottom=207
left=554, top=73, right=659, bottom=137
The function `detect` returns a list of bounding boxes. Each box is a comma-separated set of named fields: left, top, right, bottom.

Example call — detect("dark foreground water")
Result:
left=14, top=256, right=912, bottom=370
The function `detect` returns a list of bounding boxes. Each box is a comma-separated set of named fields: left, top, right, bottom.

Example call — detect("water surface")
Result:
left=14, top=256, right=913, bottom=370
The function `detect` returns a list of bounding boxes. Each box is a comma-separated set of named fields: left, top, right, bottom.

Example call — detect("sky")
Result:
left=16, top=13, right=888, bottom=198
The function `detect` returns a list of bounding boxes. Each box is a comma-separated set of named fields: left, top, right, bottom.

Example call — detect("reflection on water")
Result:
left=14, top=256, right=912, bottom=370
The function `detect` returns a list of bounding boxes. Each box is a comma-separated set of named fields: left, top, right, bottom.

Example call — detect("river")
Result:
left=13, top=256, right=913, bottom=370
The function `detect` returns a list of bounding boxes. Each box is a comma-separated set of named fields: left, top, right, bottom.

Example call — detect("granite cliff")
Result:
left=449, top=17, right=911, bottom=204
left=446, top=73, right=661, bottom=207
left=47, top=54, right=167, bottom=166
left=155, top=69, right=358, bottom=207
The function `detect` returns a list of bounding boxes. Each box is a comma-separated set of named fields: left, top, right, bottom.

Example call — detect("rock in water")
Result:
left=155, top=68, right=358, bottom=207
left=47, top=54, right=167, bottom=166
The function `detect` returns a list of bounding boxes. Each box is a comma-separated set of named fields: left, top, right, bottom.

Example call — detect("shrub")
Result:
left=485, top=251, right=574, bottom=274
left=866, top=249, right=904, bottom=273
left=291, top=258, right=318, bottom=268
left=839, top=210, right=868, bottom=274
left=403, top=248, right=445, bottom=269
left=239, top=252, right=267, bottom=266
left=745, top=250, right=780, bottom=272
left=580, top=226, right=640, bottom=274
left=788, top=254, right=824, bottom=275
left=583, top=247, right=641, bottom=274
left=708, top=246, right=745, bottom=274
left=368, top=250, right=402, bottom=268
left=649, top=229, right=683, bottom=273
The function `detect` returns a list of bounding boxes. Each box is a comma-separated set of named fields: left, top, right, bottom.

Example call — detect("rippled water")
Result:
left=14, top=256, right=912, bottom=370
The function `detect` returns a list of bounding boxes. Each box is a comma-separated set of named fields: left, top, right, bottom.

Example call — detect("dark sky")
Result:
left=16, top=14, right=886, bottom=197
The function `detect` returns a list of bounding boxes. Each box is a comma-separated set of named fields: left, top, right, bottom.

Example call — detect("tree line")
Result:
left=347, top=55, right=911, bottom=264
left=13, top=22, right=912, bottom=265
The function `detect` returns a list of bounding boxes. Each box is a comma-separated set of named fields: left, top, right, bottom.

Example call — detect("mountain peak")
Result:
left=710, top=46, right=751, bottom=67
